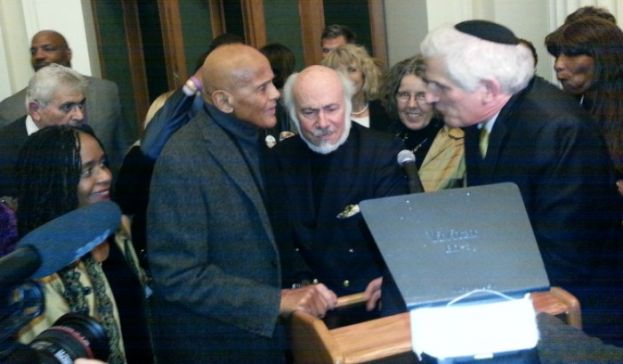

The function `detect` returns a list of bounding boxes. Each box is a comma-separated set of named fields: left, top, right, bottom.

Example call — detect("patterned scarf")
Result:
left=58, top=253, right=124, bottom=364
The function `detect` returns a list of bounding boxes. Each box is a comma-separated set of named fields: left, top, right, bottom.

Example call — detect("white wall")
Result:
left=384, top=0, right=623, bottom=83
left=385, top=0, right=428, bottom=66
left=0, top=21, right=13, bottom=100
left=486, top=0, right=551, bottom=79
left=0, top=0, right=30, bottom=99
left=0, top=0, right=99, bottom=100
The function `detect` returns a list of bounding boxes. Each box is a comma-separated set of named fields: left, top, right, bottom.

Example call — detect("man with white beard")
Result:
left=265, top=65, right=409, bottom=323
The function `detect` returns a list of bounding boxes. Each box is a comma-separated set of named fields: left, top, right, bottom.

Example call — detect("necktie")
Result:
left=479, top=127, right=489, bottom=158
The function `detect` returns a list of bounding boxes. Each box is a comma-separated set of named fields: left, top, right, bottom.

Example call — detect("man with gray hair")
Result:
left=265, top=65, right=409, bottom=321
left=421, top=20, right=622, bottom=342
left=0, top=30, right=133, bottom=176
left=0, top=63, right=87, bottom=197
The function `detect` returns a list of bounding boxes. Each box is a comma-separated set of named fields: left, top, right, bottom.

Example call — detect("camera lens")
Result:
left=27, top=313, right=110, bottom=363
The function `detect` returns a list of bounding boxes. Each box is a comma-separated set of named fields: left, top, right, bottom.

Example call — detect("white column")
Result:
left=0, top=25, right=12, bottom=100
left=0, top=0, right=31, bottom=99
left=0, top=0, right=99, bottom=100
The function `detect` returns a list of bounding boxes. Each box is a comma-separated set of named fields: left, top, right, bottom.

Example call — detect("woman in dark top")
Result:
left=546, top=17, right=623, bottom=196
left=15, top=125, right=152, bottom=364
left=382, top=55, right=465, bottom=192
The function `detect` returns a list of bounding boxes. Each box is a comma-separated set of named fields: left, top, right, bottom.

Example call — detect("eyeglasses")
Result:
left=396, top=91, right=427, bottom=103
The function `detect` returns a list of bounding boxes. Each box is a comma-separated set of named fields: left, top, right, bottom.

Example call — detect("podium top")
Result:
left=360, top=183, right=549, bottom=309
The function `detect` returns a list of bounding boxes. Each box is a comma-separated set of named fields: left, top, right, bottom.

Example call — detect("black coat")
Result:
left=0, top=116, right=27, bottom=197
left=265, top=123, right=409, bottom=296
left=368, top=99, right=392, bottom=132
left=147, top=108, right=283, bottom=363
left=465, top=77, right=621, bottom=286
left=464, top=77, right=623, bottom=342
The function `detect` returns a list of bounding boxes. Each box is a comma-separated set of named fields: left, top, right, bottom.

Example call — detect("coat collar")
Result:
left=197, top=108, right=276, bottom=246
left=475, top=77, right=535, bottom=171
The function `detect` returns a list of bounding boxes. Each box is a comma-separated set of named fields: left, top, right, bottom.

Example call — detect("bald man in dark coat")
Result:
left=147, top=45, right=336, bottom=363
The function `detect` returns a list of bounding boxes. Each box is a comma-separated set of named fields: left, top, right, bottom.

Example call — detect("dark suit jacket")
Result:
left=464, top=77, right=622, bottom=292
left=369, top=99, right=392, bottom=132
left=0, top=116, right=27, bottom=197
left=0, top=76, right=135, bottom=174
left=147, top=107, right=283, bottom=363
left=265, top=123, right=409, bottom=296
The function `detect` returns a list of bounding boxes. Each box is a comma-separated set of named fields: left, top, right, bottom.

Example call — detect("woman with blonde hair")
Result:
left=322, top=44, right=391, bottom=131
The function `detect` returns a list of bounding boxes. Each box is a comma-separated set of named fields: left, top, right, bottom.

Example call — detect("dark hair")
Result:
left=194, top=33, right=245, bottom=72
left=15, top=126, right=103, bottom=236
left=381, top=55, right=426, bottom=120
left=545, top=17, right=623, bottom=174
left=321, top=24, right=356, bottom=43
left=15, top=126, right=123, bottom=362
left=565, top=6, right=616, bottom=25
left=260, top=43, right=296, bottom=89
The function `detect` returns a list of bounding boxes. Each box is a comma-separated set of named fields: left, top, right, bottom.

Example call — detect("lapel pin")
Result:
left=337, top=204, right=360, bottom=219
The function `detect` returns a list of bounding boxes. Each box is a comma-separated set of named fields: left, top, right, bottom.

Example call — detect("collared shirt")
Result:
left=25, top=115, right=39, bottom=136
left=479, top=111, right=500, bottom=133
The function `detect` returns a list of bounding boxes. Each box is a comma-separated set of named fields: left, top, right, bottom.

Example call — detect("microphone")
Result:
left=397, top=149, right=424, bottom=193
left=0, top=201, right=121, bottom=287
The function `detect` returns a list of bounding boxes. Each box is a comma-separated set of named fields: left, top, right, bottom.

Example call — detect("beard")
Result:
left=299, top=117, right=351, bottom=155
left=33, top=60, right=71, bottom=72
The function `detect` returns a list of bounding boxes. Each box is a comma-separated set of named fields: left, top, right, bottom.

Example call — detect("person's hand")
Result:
left=616, top=179, right=623, bottom=197
left=363, top=276, right=383, bottom=311
left=183, top=69, right=204, bottom=96
left=280, top=283, right=337, bottom=318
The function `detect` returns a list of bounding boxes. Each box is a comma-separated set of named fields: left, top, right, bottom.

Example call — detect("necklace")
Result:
left=412, top=137, right=429, bottom=154
left=352, top=103, right=369, bottom=116
left=397, top=131, right=429, bottom=154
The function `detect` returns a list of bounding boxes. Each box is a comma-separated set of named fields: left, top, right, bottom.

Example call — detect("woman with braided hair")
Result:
left=15, top=125, right=152, bottom=364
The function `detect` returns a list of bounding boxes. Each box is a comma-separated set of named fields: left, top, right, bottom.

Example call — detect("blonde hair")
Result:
left=321, top=44, right=382, bottom=100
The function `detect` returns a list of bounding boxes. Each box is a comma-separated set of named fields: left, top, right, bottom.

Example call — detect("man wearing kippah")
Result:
left=420, top=20, right=622, bottom=344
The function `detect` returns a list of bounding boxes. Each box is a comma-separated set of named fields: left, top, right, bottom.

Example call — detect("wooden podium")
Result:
left=289, top=287, right=581, bottom=364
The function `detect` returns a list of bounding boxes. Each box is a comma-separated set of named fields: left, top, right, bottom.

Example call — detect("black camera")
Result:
left=1, top=282, right=110, bottom=364
left=0, top=201, right=122, bottom=363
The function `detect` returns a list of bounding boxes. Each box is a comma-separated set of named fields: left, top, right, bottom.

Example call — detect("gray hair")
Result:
left=283, top=68, right=354, bottom=135
left=420, top=25, right=534, bottom=94
left=25, top=63, right=88, bottom=109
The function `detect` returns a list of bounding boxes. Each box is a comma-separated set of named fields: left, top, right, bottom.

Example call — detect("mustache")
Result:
left=312, top=126, right=335, bottom=137
left=33, top=61, right=50, bottom=71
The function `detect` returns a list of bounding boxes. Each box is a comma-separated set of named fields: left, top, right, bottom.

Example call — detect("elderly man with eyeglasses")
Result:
left=0, top=30, right=134, bottom=177
left=0, top=63, right=92, bottom=197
